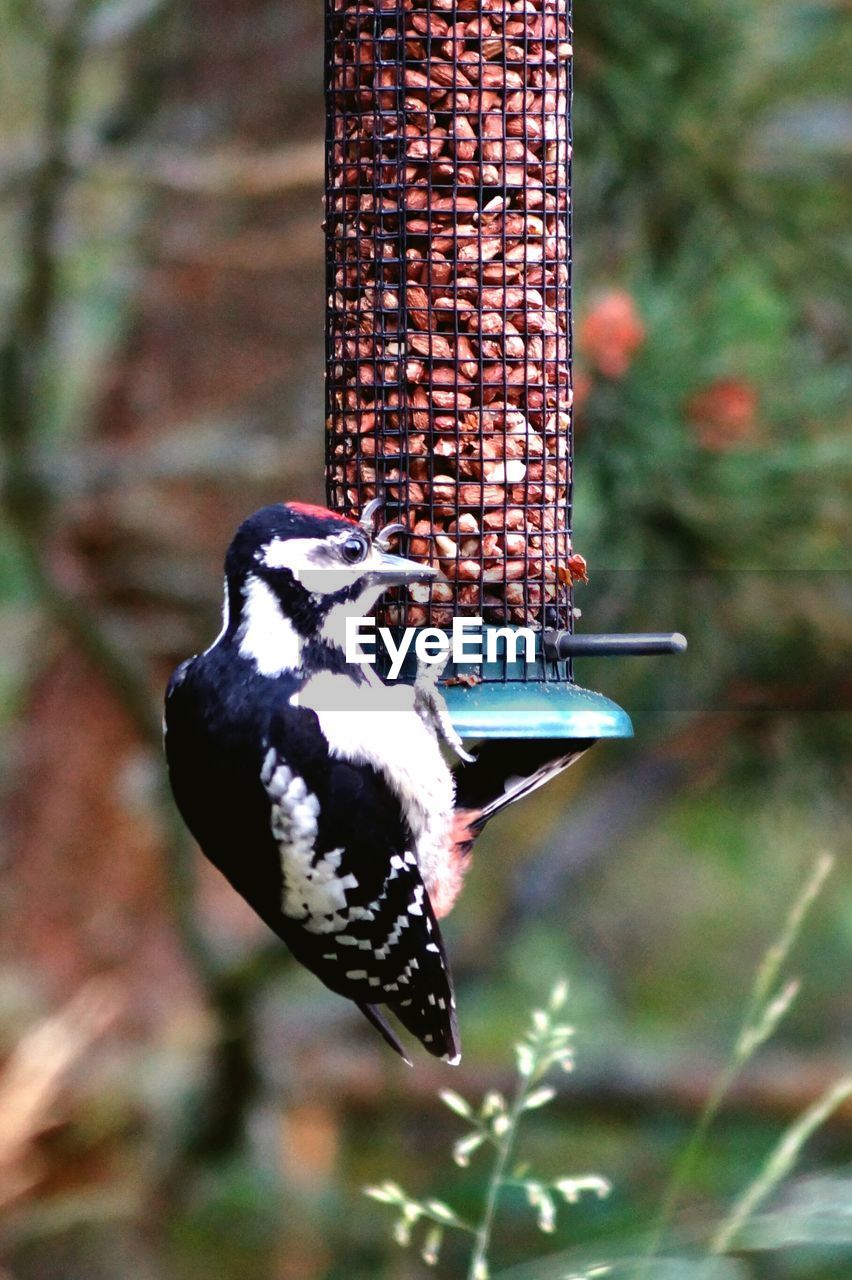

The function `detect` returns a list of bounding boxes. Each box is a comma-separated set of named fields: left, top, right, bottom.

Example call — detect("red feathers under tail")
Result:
left=433, top=740, right=596, bottom=919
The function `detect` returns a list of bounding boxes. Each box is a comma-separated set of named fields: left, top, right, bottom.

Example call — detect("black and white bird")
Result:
left=164, top=502, right=588, bottom=1065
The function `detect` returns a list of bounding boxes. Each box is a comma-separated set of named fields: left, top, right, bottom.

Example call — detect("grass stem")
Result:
left=640, top=852, right=834, bottom=1270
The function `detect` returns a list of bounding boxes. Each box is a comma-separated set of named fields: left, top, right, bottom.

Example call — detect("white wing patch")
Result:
left=261, top=749, right=358, bottom=932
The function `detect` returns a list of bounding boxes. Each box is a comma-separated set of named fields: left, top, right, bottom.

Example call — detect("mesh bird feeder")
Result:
left=324, top=0, right=683, bottom=740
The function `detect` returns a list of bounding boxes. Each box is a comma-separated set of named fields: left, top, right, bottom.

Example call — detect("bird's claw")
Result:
left=414, top=653, right=475, bottom=763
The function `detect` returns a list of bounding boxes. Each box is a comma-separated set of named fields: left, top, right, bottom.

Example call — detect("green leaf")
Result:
left=364, top=1181, right=405, bottom=1205
left=482, top=1090, right=508, bottom=1118
left=616, top=1264, right=747, bottom=1280
left=554, top=1175, right=612, bottom=1203
left=453, top=1131, right=487, bottom=1167
left=711, top=1075, right=852, bottom=1252
left=738, top=1173, right=852, bottom=1247
left=439, top=1088, right=473, bottom=1120
left=523, top=1086, right=557, bottom=1111
left=393, top=1216, right=412, bottom=1247
left=532, top=1009, right=550, bottom=1033
left=549, top=979, right=570, bottom=1012
left=421, top=1224, right=444, bottom=1266
left=424, top=1198, right=463, bottom=1227
left=493, top=1254, right=747, bottom=1280
left=536, top=1190, right=557, bottom=1233
left=516, top=1043, right=536, bottom=1078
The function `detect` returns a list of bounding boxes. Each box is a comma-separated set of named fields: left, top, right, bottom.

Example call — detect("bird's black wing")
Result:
left=260, top=703, right=460, bottom=1063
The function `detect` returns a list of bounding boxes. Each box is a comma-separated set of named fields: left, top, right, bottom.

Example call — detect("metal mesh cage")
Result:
left=325, top=0, right=577, bottom=659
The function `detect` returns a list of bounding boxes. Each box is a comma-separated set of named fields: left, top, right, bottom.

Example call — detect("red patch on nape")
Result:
left=287, top=501, right=357, bottom=525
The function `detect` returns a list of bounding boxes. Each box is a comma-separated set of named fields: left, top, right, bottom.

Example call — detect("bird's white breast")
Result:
left=292, top=671, right=455, bottom=888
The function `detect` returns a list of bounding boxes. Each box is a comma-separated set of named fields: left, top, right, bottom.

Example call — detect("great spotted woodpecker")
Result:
left=164, top=502, right=588, bottom=1064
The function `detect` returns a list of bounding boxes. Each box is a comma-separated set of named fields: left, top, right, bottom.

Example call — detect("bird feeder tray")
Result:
left=441, top=677, right=633, bottom=741
left=384, top=627, right=633, bottom=739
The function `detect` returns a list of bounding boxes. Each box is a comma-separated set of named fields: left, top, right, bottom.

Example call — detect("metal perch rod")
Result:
left=544, top=632, right=688, bottom=660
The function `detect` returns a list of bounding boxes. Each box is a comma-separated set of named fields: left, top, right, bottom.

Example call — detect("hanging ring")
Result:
left=359, top=496, right=386, bottom=532
left=359, top=495, right=407, bottom=550
left=374, top=521, right=407, bottom=551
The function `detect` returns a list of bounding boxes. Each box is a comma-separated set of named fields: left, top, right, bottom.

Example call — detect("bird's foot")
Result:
left=414, top=653, right=475, bottom=763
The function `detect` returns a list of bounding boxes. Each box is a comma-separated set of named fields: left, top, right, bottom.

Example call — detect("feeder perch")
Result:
left=324, top=0, right=684, bottom=744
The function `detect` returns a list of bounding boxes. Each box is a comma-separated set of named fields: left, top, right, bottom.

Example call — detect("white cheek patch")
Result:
left=238, top=575, right=302, bottom=675
left=260, top=536, right=319, bottom=575
left=300, top=565, right=368, bottom=594
left=260, top=536, right=380, bottom=597
left=321, top=580, right=386, bottom=651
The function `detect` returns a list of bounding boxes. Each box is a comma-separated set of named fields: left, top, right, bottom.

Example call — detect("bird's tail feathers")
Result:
left=357, top=1001, right=413, bottom=1066
left=390, top=992, right=461, bottom=1065
left=475, top=750, right=584, bottom=828
left=454, top=738, right=594, bottom=835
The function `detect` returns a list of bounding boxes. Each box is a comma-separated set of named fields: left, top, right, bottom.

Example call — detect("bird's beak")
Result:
left=369, top=550, right=438, bottom=587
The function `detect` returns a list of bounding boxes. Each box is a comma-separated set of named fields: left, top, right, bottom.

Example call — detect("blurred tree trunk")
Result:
left=1, top=0, right=327, bottom=1122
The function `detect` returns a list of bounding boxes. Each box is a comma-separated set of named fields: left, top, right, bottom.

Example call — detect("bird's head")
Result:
left=219, top=501, right=435, bottom=675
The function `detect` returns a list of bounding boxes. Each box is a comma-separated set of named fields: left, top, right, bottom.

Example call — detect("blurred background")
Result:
left=0, top=0, right=849, bottom=1277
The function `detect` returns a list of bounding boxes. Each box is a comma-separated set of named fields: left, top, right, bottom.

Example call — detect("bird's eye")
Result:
left=340, top=533, right=369, bottom=564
